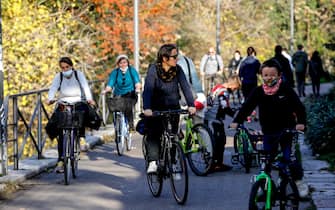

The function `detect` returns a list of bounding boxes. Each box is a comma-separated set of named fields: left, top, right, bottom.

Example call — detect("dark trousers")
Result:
left=241, top=83, right=257, bottom=101
left=295, top=72, right=306, bottom=97
left=311, top=77, right=321, bottom=97
left=205, top=120, right=226, bottom=165
left=263, top=132, right=303, bottom=181
left=145, top=115, right=180, bottom=162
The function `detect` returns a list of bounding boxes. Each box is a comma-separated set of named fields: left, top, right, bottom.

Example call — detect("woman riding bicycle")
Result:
left=142, top=44, right=196, bottom=174
left=230, top=58, right=309, bottom=198
left=102, top=54, right=141, bottom=131
left=47, top=57, right=95, bottom=173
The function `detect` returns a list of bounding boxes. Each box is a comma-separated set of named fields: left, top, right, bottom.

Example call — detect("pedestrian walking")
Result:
left=273, top=45, right=294, bottom=87
left=292, top=44, right=308, bottom=97
left=238, top=46, right=261, bottom=101
left=308, top=50, right=324, bottom=97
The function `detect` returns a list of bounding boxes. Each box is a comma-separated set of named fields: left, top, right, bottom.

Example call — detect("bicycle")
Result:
left=113, top=110, right=132, bottom=156
left=57, top=101, right=84, bottom=185
left=142, top=109, right=189, bottom=205
left=179, top=114, right=214, bottom=176
left=231, top=124, right=263, bottom=173
left=248, top=129, right=303, bottom=210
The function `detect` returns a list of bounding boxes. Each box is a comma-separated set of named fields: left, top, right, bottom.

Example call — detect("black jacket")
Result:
left=233, top=83, right=306, bottom=134
left=143, top=64, right=194, bottom=110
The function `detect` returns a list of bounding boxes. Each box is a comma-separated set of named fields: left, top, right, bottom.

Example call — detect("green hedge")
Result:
left=305, top=87, right=335, bottom=154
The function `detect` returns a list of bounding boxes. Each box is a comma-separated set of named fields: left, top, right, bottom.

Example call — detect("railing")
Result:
left=0, top=80, right=111, bottom=176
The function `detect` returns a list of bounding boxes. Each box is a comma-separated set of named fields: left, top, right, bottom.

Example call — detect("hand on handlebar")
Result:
left=295, top=124, right=305, bottom=132
left=229, top=123, right=238, bottom=129
left=47, top=99, right=56, bottom=105
left=188, top=107, right=196, bottom=115
left=143, top=109, right=153, bottom=117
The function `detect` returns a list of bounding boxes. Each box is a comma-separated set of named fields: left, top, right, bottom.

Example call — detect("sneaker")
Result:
left=80, top=137, right=86, bottom=146
left=295, top=180, right=309, bottom=198
left=147, top=161, right=158, bottom=174
left=55, top=161, right=64, bottom=173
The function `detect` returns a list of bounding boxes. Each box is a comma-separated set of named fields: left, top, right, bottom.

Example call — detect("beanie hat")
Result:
left=116, top=54, right=129, bottom=65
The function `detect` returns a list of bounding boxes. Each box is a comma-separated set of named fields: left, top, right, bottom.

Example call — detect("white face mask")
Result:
left=63, top=69, right=73, bottom=78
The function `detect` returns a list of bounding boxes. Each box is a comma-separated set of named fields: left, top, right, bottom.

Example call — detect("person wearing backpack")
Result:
left=200, top=47, right=224, bottom=95
left=292, top=44, right=308, bottom=97
left=46, top=57, right=95, bottom=173
left=102, top=54, right=141, bottom=131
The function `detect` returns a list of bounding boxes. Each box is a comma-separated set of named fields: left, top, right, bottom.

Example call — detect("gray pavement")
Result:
left=0, top=82, right=334, bottom=209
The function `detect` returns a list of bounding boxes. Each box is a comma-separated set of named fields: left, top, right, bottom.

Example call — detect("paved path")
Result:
left=0, top=82, right=334, bottom=209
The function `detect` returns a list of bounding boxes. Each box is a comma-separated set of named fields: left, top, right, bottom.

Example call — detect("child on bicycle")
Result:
left=230, top=58, right=308, bottom=198
left=204, top=75, right=241, bottom=172
left=142, top=44, right=196, bottom=174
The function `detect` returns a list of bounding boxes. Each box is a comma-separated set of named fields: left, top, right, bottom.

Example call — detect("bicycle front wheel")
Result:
left=187, top=124, right=213, bottom=176
left=115, top=114, right=125, bottom=156
left=169, top=141, right=188, bottom=205
left=72, top=135, right=80, bottom=178
left=143, top=135, right=163, bottom=197
left=249, top=179, right=275, bottom=210
left=279, top=179, right=299, bottom=210
left=63, top=132, right=72, bottom=185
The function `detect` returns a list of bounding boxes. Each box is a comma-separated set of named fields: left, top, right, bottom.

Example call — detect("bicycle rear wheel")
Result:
left=249, top=179, right=275, bottom=210
left=186, top=124, right=213, bottom=176
left=142, top=135, right=163, bottom=197
left=115, top=114, right=125, bottom=156
left=72, top=135, right=80, bottom=178
left=279, top=179, right=299, bottom=210
left=169, top=142, right=188, bottom=205
left=63, top=132, right=72, bottom=185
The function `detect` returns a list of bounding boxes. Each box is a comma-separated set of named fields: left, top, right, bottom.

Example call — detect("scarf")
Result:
left=156, top=64, right=177, bottom=82
left=262, top=78, right=282, bottom=95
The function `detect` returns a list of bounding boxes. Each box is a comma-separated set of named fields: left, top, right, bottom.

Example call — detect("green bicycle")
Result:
left=179, top=114, right=214, bottom=176
left=248, top=129, right=303, bottom=210
left=231, top=124, right=263, bottom=173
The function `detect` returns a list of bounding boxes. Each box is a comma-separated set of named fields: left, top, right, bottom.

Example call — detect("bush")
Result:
left=305, top=88, right=335, bottom=154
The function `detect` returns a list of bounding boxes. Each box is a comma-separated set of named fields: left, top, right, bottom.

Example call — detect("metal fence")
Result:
left=0, top=80, right=110, bottom=176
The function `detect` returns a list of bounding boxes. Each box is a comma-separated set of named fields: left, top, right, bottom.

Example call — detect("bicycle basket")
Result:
left=57, top=110, right=85, bottom=129
left=108, top=97, right=132, bottom=112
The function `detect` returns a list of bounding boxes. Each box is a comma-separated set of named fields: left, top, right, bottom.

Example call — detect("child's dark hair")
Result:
left=260, top=58, right=282, bottom=74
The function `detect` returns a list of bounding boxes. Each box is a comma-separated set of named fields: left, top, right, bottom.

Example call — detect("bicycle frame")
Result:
left=180, top=116, right=198, bottom=154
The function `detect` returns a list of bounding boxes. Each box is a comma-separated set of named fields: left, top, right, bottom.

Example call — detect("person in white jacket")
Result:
left=47, top=57, right=95, bottom=173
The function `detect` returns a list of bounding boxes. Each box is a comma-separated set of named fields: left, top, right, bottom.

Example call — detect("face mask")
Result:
left=63, top=69, right=73, bottom=78
left=264, top=78, right=278, bottom=87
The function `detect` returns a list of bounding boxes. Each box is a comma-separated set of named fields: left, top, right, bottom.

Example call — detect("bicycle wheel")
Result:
left=243, top=138, right=252, bottom=173
left=186, top=124, right=213, bottom=176
left=72, top=135, right=80, bottom=179
left=126, top=123, right=132, bottom=151
left=115, top=114, right=125, bottom=156
left=143, top=135, right=163, bottom=197
left=279, top=179, right=299, bottom=210
left=63, top=132, right=72, bottom=185
left=249, top=179, right=275, bottom=210
left=169, top=142, right=188, bottom=205
left=233, top=133, right=240, bottom=153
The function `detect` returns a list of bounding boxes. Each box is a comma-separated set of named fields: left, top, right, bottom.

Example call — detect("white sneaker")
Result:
left=295, top=180, right=309, bottom=198
left=147, top=161, right=158, bottom=174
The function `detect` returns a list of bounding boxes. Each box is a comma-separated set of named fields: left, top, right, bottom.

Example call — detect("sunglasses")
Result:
left=169, top=54, right=178, bottom=60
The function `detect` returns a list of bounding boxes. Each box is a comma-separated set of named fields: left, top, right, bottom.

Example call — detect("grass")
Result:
left=317, top=152, right=335, bottom=172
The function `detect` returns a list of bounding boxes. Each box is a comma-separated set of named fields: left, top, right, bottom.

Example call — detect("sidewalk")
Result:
left=297, top=82, right=335, bottom=210
left=0, top=127, right=113, bottom=196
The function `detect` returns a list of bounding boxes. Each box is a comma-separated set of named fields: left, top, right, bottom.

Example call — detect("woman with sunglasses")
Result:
left=102, top=54, right=141, bottom=131
left=142, top=44, right=196, bottom=173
